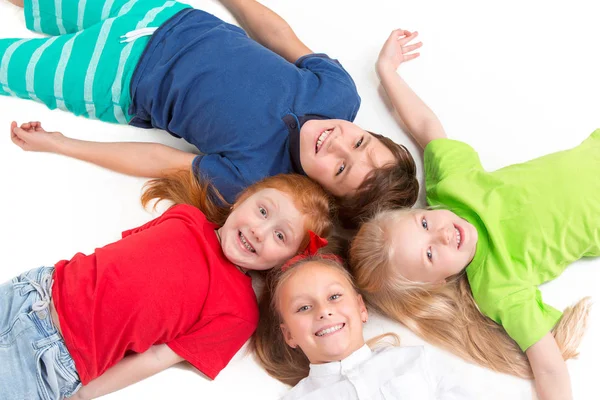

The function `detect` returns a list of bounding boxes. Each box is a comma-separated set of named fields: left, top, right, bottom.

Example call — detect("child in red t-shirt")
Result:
left=0, top=172, right=333, bottom=400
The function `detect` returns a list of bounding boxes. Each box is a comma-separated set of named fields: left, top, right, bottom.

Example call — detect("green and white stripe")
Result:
left=1, top=0, right=191, bottom=124
left=0, top=39, right=28, bottom=97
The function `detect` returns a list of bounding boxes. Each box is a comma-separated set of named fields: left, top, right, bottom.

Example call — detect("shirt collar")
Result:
left=308, top=344, right=372, bottom=377
left=284, top=114, right=328, bottom=176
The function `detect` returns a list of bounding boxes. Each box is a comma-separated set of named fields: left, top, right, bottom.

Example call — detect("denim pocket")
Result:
left=0, top=314, right=34, bottom=348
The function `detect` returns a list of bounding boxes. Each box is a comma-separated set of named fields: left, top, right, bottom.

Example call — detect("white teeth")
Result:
left=239, top=232, right=256, bottom=253
left=315, top=323, right=344, bottom=337
left=455, top=228, right=461, bottom=248
left=316, top=129, right=332, bottom=152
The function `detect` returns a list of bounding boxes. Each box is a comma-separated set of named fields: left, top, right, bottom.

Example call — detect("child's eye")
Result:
left=421, top=218, right=428, bottom=230
left=259, top=207, right=267, bottom=217
left=276, top=231, right=285, bottom=242
left=426, top=248, right=433, bottom=261
left=297, top=305, right=310, bottom=312
left=329, top=293, right=342, bottom=301
left=354, top=137, right=364, bottom=149
left=336, top=163, right=346, bottom=176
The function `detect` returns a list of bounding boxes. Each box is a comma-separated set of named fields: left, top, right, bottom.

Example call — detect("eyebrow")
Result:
left=265, top=196, right=278, bottom=212
left=269, top=197, right=297, bottom=240
left=287, top=283, right=344, bottom=304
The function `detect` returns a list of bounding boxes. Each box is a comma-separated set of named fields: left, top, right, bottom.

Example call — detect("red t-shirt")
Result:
left=51, top=204, right=259, bottom=384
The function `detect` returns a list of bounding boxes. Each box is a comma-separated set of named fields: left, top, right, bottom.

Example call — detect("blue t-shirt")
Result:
left=129, top=9, right=361, bottom=203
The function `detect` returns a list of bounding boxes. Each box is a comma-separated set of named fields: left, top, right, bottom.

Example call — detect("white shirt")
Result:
left=282, top=345, right=473, bottom=400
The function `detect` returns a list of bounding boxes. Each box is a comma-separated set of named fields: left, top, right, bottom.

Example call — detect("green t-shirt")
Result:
left=423, top=130, right=600, bottom=351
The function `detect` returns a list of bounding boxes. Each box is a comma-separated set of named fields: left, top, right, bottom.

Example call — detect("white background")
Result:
left=1, top=0, right=599, bottom=398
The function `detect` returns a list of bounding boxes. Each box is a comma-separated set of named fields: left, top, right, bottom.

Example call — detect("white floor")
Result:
left=1, top=0, right=599, bottom=399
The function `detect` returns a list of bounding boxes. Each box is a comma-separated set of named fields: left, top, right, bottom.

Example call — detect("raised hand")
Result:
left=377, top=29, right=422, bottom=75
left=10, top=121, right=65, bottom=153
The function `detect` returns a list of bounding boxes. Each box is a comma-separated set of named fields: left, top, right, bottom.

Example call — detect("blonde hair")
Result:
left=350, top=209, right=592, bottom=379
left=252, top=255, right=399, bottom=386
left=141, top=170, right=335, bottom=251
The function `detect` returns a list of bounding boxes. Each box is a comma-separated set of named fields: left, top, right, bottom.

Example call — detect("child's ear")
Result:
left=357, top=294, right=369, bottom=323
left=280, top=324, right=297, bottom=348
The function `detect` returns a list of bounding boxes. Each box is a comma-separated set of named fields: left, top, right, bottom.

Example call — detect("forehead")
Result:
left=343, top=136, right=396, bottom=192
left=389, top=213, right=424, bottom=262
left=279, top=263, right=350, bottom=301
left=246, top=188, right=297, bottom=212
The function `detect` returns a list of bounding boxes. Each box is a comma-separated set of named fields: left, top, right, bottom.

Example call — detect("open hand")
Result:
left=377, top=29, right=422, bottom=75
left=10, top=121, right=65, bottom=153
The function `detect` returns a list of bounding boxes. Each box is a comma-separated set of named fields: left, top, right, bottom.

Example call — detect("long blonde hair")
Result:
left=349, top=209, right=591, bottom=379
left=252, top=255, right=399, bottom=386
left=141, top=170, right=335, bottom=250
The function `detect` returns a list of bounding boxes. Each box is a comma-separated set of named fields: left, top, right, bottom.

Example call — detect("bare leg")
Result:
left=7, top=0, right=24, bottom=7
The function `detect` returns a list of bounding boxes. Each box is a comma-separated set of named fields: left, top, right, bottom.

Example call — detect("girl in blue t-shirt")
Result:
left=348, top=29, right=598, bottom=400
left=3, top=0, right=420, bottom=228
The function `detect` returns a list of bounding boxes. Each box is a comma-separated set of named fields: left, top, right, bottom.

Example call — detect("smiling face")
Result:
left=299, top=119, right=396, bottom=197
left=217, top=188, right=306, bottom=271
left=277, top=261, right=368, bottom=364
left=389, top=209, right=478, bottom=283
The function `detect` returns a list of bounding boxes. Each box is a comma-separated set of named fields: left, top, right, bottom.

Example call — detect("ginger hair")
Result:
left=252, top=255, right=399, bottom=386
left=349, top=208, right=592, bottom=379
left=141, top=170, right=335, bottom=251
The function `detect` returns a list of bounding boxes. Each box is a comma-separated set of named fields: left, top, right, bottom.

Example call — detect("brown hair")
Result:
left=252, top=255, right=399, bottom=386
left=336, top=132, right=419, bottom=230
left=141, top=170, right=335, bottom=251
left=350, top=209, right=592, bottom=378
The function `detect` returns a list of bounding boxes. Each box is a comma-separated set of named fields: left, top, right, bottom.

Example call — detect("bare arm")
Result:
left=218, top=0, right=311, bottom=63
left=376, top=30, right=446, bottom=149
left=526, top=332, right=572, bottom=400
left=74, top=344, right=184, bottom=399
left=10, top=122, right=196, bottom=178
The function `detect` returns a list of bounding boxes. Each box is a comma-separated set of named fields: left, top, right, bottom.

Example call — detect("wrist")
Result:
left=376, top=62, right=398, bottom=80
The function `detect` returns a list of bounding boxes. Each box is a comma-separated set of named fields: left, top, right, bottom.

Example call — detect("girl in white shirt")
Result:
left=252, top=255, right=472, bottom=399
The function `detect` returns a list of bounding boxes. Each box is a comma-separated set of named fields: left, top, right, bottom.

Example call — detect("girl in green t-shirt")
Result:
left=349, top=29, right=599, bottom=400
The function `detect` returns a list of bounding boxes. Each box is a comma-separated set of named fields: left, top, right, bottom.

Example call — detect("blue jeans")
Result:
left=0, top=267, right=81, bottom=399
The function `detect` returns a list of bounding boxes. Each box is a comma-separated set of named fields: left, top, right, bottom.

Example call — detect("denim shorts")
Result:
left=0, top=267, right=82, bottom=400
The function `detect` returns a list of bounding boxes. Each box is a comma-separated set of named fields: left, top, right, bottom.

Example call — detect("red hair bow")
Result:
left=282, top=231, right=328, bottom=271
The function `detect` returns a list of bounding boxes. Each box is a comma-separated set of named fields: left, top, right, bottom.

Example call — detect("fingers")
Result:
left=10, top=124, right=27, bottom=149
left=19, top=121, right=42, bottom=132
left=398, top=31, right=418, bottom=46
left=402, top=41, right=423, bottom=54
left=404, top=52, right=421, bottom=62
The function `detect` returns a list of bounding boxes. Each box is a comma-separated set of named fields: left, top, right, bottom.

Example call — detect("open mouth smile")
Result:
left=454, top=225, right=463, bottom=249
left=239, top=231, right=256, bottom=253
left=315, top=323, right=345, bottom=337
left=315, top=129, right=333, bottom=154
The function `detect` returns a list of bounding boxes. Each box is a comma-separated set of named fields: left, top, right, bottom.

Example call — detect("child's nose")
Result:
left=251, top=225, right=266, bottom=242
left=437, top=227, right=452, bottom=245
left=327, top=134, right=349, bottom=156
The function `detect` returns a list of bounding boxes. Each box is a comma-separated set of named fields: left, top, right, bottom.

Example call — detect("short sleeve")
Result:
left=492, top=288, right=562, bottom=351
left=424, top=139, right=483, bottom=186
left=295, top=54, right=361, bottom=121
left=193, top=154, right=251, bottom=205
left=423, top=348, right=475, bottom=400
left=167, top=314, right=256, bottom=380
left=121, top=204, right=200, bottom=238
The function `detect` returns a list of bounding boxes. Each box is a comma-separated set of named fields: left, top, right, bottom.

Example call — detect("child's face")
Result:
left=278, top=262, right=368, bottom=364
left=299, top=119, right=395, bottom=197
left=218, top=188, right=306, bottom=271
left=389, top=209, right=478, bottom=283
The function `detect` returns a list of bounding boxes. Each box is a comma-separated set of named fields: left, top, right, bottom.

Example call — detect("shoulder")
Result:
left=282, top=377, right=314, bottom=400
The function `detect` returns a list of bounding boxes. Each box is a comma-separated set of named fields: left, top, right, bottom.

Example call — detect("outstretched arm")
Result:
left=376, top=29, right=446, bottom=149
left=10, top=122, right=197, bottom=178
left=218, top=0, right=311, bottom=63
left=73, top=344, right=184, bottom=399
left=526, top=332, right=572, bottom=400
